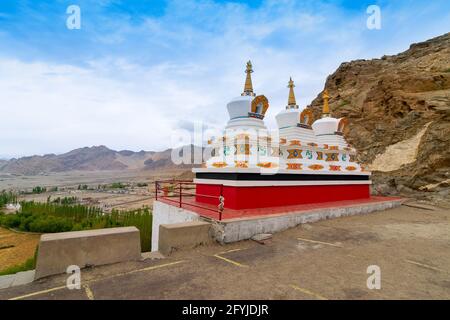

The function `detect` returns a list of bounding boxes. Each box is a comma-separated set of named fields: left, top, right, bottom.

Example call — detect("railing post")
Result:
left=218, top=184, right=224, bottom=221
left=155, top=181, right=158, bottom=200
left=179, top=183, right=182, bottom=208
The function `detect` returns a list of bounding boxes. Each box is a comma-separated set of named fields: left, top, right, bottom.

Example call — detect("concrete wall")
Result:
left=211, top=198, right=404, bottom=243
left=35, top=227, right=141, bottom=279
left=151, top=201, right=201, bottom=252
left=158, top=221, right=212, bottom=256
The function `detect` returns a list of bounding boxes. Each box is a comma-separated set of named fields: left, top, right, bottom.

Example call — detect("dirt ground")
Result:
left=0, top=228, right=40, bottom=271
left=0, top=203, right=449, bottom=300
left=0, top=169, right=186, bottom=191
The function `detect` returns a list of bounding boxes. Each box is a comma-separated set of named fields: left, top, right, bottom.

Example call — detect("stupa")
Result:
left=192, top=61, right=371, bottom=210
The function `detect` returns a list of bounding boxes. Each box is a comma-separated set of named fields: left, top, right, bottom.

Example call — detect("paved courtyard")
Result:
left=0, top=203, right=449, bottom=300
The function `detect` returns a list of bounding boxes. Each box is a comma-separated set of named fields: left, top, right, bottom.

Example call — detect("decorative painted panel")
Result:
left=223, top=146, right=231, bottom=156
left=287, top=149, right=303, bottom=159
left=325, top=153, right=339, bottom=161
left=257, top=146, right=267, bottom=156
left=234, top=144, right=251, bottom=155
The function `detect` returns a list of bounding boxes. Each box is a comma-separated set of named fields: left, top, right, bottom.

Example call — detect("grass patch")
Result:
left=0, top=201, right=152, bottom=252
left=0, top=247, right=38, bottom=276
left=339, top=100, right=350, bottom=108
left=110, top=182, right=126, bottom=189
left=0, top=191, right=17, bottom=207
left=0, top=257, right=35, bottom=276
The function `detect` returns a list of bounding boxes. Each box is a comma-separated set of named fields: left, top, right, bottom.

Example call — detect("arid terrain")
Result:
left=309, top=32, right=450, bottom=208
left=1, top=203, right=448, bottom=300
left=0, top=168, right=193, bottom=210
left=1, top=33, right=449, bottom=289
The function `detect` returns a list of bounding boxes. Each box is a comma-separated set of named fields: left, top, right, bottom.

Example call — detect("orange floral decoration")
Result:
left=329, top=165, right=341, bottom=171
left=257, top=162, right=278, bottom=168
left=287, top=163, right=302, bottom=170
left=235, top=161, right=249, bottom=168
left=212, top=162, right=227, bottom=168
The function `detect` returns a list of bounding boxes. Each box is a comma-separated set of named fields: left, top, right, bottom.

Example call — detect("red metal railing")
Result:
left=154, top=180, right=225, bottom=220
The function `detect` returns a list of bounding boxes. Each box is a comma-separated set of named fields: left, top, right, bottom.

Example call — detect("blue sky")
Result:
left=0, top=0, right=449, bottom=157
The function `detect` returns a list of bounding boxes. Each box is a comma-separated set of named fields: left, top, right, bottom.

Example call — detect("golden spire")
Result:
left=322, top=89, right=330, bottom=118
left=287, top=77, right=298, bottom=109
left=242, top=60, right=255, bottom=96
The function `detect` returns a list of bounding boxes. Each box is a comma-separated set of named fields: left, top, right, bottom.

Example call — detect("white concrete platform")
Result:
left=152, top=198, right=404, bottom=249
left=210, top=198, right=404, bottom=243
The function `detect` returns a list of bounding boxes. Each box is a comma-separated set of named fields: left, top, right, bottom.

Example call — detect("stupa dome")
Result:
left=225, top=61, right=269, bottom=130
left=227, top=95, right=253, bottom=120
left=311, top=116, right=340, bottom=135
left=311, top=89, right=349, bottom=147
left=276, top=108, right=300, bottom=128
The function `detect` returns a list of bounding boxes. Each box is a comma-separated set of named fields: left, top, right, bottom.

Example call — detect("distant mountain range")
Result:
left=0, top=145, right=202, bottom=175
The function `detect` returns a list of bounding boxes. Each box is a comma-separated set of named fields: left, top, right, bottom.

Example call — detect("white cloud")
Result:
left=0, top=0, right=448, bottom=158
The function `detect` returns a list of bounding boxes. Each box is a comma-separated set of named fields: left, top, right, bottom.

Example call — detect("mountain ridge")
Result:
left=0, top=145, right=199, bottom=175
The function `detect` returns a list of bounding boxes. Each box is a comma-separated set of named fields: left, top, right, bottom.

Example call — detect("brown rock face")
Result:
left=308, top=33, right=450, bottom=201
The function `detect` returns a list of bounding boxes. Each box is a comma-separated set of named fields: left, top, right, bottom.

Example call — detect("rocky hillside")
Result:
left=309, top=33, right=450, bottom=203
left=0, top=145, right=199, bottom=175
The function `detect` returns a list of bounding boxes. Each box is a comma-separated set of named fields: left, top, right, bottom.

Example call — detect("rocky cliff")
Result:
left=308, top=33, right=450, bottom=205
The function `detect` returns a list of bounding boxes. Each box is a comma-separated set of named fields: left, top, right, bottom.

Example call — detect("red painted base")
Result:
left=196, top=184, right=371, bottom=210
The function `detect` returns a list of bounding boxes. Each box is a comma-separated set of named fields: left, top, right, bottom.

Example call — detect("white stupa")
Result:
left=205, top=61, right=279, bottom=169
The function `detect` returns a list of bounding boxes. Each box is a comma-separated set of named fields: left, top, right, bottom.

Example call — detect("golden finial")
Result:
left=322, top=89, right=330, bottom=118
left=242, top=60, right=255, bottom=96
left=287, top=77, right=298, bottom=109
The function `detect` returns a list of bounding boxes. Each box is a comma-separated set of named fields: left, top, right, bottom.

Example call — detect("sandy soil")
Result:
left=0, top=169, right=187, bottom=191
left=0, top=227, right=40, bottom=271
